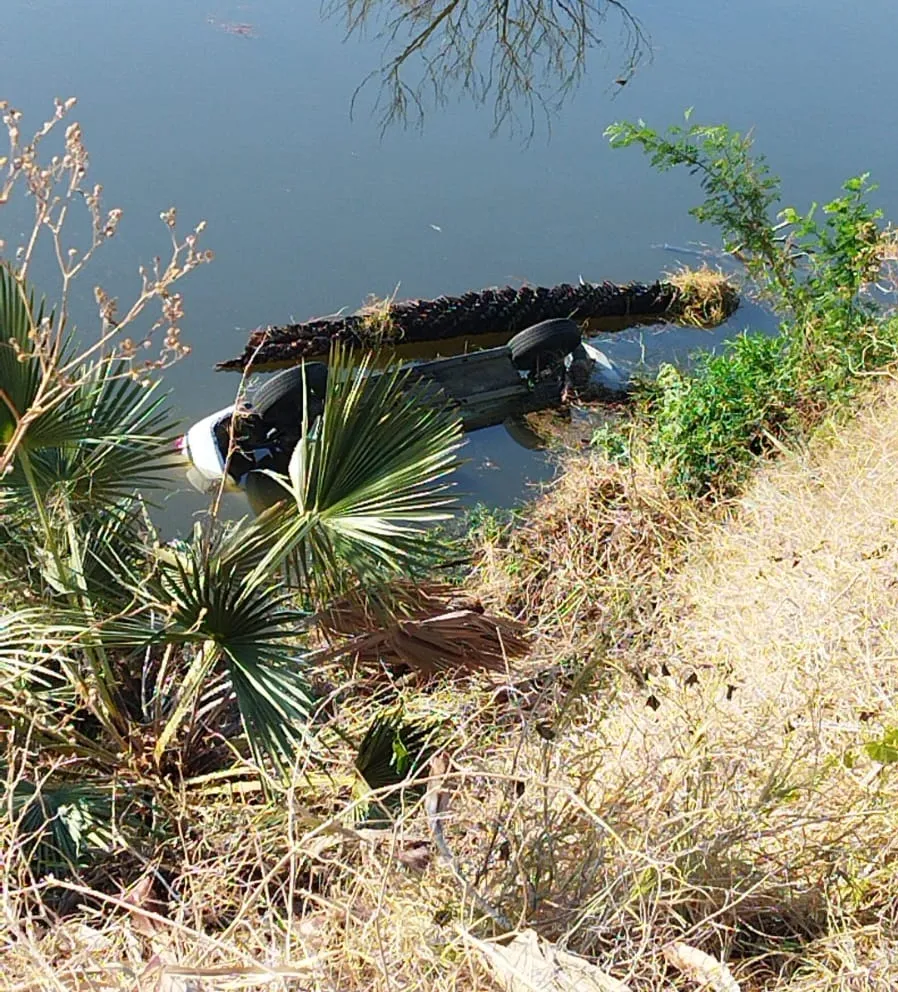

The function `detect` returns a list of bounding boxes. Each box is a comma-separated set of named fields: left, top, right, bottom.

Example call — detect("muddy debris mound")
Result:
left=217, top=279, right=736, bottom=372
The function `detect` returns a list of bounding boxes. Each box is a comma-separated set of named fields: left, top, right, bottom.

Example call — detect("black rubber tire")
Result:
left=507, top=319, right=582, bottom=372
left=252, top=363, right=329, bottom=425
left=244, top=469, right=290, bottom=516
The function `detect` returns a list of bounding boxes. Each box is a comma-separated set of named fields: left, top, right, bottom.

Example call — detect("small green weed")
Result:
left=589, top=422, right=630, bottom=463
left=465, top=502, right=517, bottom=544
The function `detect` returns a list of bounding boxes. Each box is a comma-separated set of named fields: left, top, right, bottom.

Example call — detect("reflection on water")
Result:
left=327, top=0, right=646, bottom=134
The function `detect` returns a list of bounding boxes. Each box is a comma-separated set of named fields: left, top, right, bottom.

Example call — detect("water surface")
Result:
left=2, top=0, right=896, bottom=528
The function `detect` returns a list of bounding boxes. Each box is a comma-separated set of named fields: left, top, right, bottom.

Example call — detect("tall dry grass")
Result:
left=8, top=388, right=898, bottom=991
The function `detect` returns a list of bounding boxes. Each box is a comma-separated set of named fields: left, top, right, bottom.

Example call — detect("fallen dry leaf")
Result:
left=396, top=840, right=433, bottom=873
left=663, top=942, right=740, bottom=992
left=123, top=874, right=166, bottom=938
left=463, top=928, right=632, bottom=992
left=316, top=581, right=529, bottom=677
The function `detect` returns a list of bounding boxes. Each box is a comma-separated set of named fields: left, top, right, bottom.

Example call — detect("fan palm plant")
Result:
left=0, top=265, right=176, bottom=498
left=246, top=345, right=464, bottom=603
left=352, top=711, right=439, bottom=826
left=2, top=264, right=468, bottom=879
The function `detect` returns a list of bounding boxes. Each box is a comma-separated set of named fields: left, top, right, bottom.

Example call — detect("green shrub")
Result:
left=605, top=116, right=898, bottom=495
left=645, top=332, right=797, bottom=495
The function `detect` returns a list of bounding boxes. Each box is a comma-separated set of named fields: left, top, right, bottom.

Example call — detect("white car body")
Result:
left=179, top=405, right=235, bottom=493
left=179, top=404, right=293, bottom=494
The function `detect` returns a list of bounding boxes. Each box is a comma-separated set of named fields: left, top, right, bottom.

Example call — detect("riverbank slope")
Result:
left=462, top=375, right=898, bottom=989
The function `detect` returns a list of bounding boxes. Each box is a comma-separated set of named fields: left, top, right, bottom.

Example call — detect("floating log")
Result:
left=217, top=278, right=737, bottom=372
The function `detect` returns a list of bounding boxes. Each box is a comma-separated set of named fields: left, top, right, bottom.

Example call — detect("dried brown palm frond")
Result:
left=315, top=581, right=529, bottom=677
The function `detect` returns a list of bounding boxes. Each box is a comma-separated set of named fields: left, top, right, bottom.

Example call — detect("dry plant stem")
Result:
left=0, top=98, right=210, bottom=477
left=15, top=877, right=331, bottom=973
left=207, top=332, right=271, bottom=525
left=426, top=757, right=514, bottom=931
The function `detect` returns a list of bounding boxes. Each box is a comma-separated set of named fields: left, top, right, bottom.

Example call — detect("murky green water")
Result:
left=3, top=0, right=897, bottom=529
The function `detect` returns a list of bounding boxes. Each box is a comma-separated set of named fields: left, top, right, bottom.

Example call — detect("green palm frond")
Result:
left=0, top=506, right=39, bottom=583
left=353, top=712, right=440, bottom=825
left=0, top=262, right=54, bottom=444
left=8, top=776, right=127, bottom=878
left=77, top=501, right=154, bottom=606
left=10, top=499, right=149, bottom=606
left=1, top=264, right=178, bottom=509
left=0, top=609, right=69, bottom=693
left=0, top=604, right=132, bottom=767
left=254, top=345, right=464, bottom=601
left=5, top=363, right=178, bottom=507
left=108, top=526, right=317, bottom=776
left=355, top=713, right=437, bottom=791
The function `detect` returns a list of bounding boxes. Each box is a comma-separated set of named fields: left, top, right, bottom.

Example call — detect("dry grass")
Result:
left=471, top=451, right=698, bottom=648
left=357, top=289, right=401, bottom=345
left=462, top=379, right=898, bottom=988
left=8, top=382, right=898, bottom=991
left=613, top=375, right=898, bottom=987
left=665, top=265, right=740, bottom=328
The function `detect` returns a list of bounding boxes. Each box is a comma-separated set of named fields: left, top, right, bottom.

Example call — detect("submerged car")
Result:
left=177, top=361, right=330, bottom=510
left=178, top=319, right=625, bottom=513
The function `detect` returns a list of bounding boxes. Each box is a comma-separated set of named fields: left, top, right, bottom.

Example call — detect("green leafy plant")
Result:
left=607, top=114, right=794, bottom=305
left=864, top=728, right=898, bottom=765
left=353, top=712, right=439, bottom=825
left=605, top=114, right=898, bottom=495
left=642, top=333, right=797, bottom=494
left=1, top=278, right=466, bottom=882
left=247, top=344, right=464, bottom=605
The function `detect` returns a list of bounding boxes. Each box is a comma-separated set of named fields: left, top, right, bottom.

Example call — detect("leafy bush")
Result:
left=645, top=332, right=797, bottom=494
left=604, top=115, right=898, bottom=495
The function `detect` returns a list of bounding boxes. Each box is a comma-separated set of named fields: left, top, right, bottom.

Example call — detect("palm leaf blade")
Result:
left=262, top=345, right=464, bottom=599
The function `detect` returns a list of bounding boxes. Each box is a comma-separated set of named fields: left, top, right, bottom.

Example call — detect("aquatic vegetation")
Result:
left=357, top=287, right=402, bottom=345
left=665, top=262, right=740, bottom=328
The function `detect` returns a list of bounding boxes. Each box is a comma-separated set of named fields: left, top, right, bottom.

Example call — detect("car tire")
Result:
left=252, top=363, right=329, bottom=426
left=508, top=319, right=582, bottom=372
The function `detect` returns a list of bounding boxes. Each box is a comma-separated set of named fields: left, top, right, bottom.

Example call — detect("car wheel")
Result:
left=507, top=318, right=582, bottom=372
left=252, top=363, right=329, bottom=427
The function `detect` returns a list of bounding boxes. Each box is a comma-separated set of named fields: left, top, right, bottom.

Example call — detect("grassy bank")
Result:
left=8, top=378, right=898, bottom=991
left=467, top=378, right=898, bottom=989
